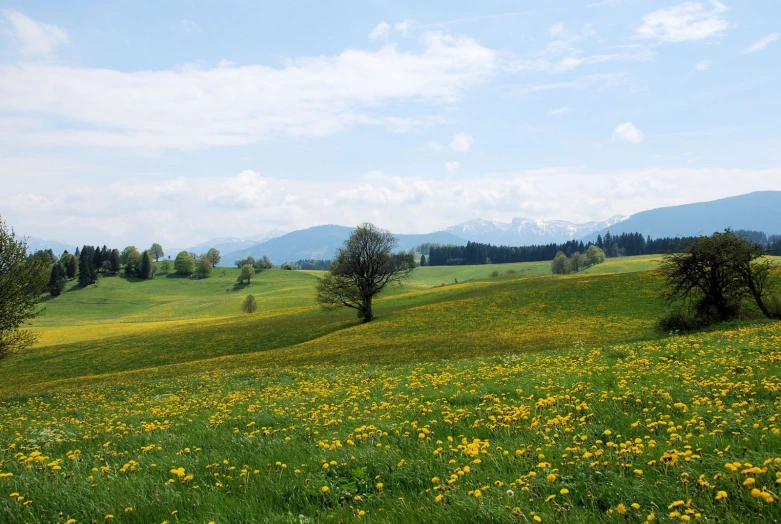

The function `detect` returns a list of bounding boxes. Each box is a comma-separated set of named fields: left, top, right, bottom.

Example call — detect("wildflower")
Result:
left=647, top=514, right=656, bottom=521
left=321, top=486, right=329, bottom=493
left=751, top=488, right=762, bottom=498
left=435, top=494, right=444, bottom=503
left=715, top=491, right=727, bottom=500
left=744, top=478, right=756, bottom=486
left=507, top=489, right=515, bottom=497
left=617, top=504, right=627, bottom=515
left=376, top=482, right=383, bottom=489
left=560, top=488, right=569, bottom=495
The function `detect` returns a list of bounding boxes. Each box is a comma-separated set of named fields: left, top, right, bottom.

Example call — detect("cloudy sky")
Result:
left=1, top=1, right=779, bottom=248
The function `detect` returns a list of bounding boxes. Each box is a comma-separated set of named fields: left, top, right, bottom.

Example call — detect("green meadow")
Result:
left=0, top=255, right=779, bottom=523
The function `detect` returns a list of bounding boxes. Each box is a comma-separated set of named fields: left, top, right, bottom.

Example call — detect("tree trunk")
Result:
left=361, top=295, right=373, bottom=322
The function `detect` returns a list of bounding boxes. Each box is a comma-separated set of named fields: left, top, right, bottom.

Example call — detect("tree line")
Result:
left=421, top=230, right=781, bottom=266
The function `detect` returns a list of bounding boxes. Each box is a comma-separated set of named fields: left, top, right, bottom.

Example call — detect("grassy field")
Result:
left=0, top=255, right=779, bottom=522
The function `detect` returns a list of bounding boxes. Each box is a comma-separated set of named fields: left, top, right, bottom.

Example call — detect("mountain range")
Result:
left=222, top=226, right=465, bottom=266
left=18, top=191, right=781, bottom=265
left=445, top=216, right=627, bottom=246
left=581, top=191, right=781, bottom=241
left=182, top=230, right=286, bottom=257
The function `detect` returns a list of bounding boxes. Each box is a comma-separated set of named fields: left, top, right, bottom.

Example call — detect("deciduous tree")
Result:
left=174, top=251, right=196, bottom=276
left=150, top=243, right=164, bottom=262
left=0, top=216, right=50, bottom=359
left=315, top=223, right=415, bottom=323
left=242, top=294, right=257, bottom=314
left=237, top=264, right=255, bottom=284
left=206, top=248, right=221, bottom=268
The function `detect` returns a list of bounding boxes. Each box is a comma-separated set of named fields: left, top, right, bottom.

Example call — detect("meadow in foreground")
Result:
left=1, top=320, right=780, bottom=523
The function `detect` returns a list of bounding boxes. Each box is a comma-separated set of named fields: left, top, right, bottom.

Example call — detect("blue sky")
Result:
left=1, top=1, right=779, bottom=248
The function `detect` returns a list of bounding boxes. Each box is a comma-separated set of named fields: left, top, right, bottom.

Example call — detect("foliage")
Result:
left=196, top=255, right=213, bottom=278
left=160, top=259, right=171, bottom=274
left=205, top=248, right=221, bottom=268
left=174, top=251, right=196, bottom=276
left=428, top=234, right=699, bottom=266
left=47, top=263, right=67, bottom=296
left=150, top=243, right=164, bottom=262
left=121, top=246, right=142, bottom=277
left=316, top=223, right=415, bottom=322
left=0, top=216, right=49, bottom=359
left=661, top=230, right=780, bottom=322
left=237, top=264, right=255, bottom=284
left=294, top=259, right=331, bottom=270
left=242, top=294, right=257, bottom=314
left=139, top=250, right=154, bottom=279
left=656, top=308, right=712, bottom=332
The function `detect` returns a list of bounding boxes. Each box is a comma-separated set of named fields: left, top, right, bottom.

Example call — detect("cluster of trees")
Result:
left=293, top=259, right=331, bottom=270
left=660, top=230, right=780, bottom=329
left=234, top=255, right=272, bottom=270
left=173, top=249, right=218, bottom=278
left=423, top=232, right=712, bottom=267
left=551, top=245, right=606, bottom=274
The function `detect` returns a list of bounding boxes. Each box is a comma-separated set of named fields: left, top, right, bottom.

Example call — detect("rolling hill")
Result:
left=585, top=191, right=781, bottom=240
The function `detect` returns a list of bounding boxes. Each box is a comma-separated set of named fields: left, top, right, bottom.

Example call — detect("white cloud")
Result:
left=516, top=73, right=628, bottom=96
left=694, top=59, right=711, bottom=71
left=176, top=19, right=201, bottom=34
left=445, top=161, right=460, bottom=176
left=1, top=9, right=69, bottom=56
left=449, top=132, right=474, bottom=153
left=3, top=166, right=781, bottom=248
left=549, top=23, right=565, bottom=36
left=742, top=32, right=780, bottom=54
left=548, top=106, right=570, bottom=116
left=369, top=21, right=390, bottom=40
left=0, top=31, right=496, bottom=150
left=636, top=1, right=729, bottom=43
left=395, top=20, right=414, bottom=36
left=612, top=122, right=645, bottom=144
left=511, top=21, right=652, bottom=74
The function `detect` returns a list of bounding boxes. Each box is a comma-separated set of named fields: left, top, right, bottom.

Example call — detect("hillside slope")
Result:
left=586, top=191, right=781, bottom=240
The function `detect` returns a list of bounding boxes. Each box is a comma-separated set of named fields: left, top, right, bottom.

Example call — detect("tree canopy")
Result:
left=315, top=223, right=415, bottom=322
left=0, top=216, right=50, bottom=359
left=661, top=229, right=780, bottom=323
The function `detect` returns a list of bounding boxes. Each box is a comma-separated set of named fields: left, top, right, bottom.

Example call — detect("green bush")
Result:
left=657, top=309, right=714, bottom=333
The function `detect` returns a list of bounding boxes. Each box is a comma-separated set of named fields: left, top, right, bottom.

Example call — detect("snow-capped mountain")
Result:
left=446, top=216, right=627, bottom=245
left=185, top=230, right=286, bottom=255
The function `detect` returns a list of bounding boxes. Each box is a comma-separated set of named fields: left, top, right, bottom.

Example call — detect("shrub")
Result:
left=242, top=295, right=257, bottom=314
left=657, top=309, right=714, bottom=333
left=490, top=271, right=499, bottom=278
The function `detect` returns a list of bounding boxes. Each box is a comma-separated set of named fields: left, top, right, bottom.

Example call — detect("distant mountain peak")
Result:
left=446, top=215, right=627, bottom=245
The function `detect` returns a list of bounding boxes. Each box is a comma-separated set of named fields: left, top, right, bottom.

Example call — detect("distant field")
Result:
left=3, top=258, right=669, bottom=396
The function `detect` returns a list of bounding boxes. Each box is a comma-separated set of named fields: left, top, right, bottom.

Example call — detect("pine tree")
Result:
left=78, top=253, right=93, bottom=287
left=47, top=263, right=67, bottom=296
left=66, top=255, right=78, bottom=279
left=420, top=254, right=427, bottom=266
left=139, top=250, right=153, bottom=279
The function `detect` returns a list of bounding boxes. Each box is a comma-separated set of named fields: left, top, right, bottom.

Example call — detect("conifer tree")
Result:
left=139, top=250, right=153, bottom=279
left=48, top=263, right=67, bottom=296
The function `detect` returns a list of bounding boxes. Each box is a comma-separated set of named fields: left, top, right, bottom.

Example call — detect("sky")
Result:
left=0, top=1, right=779, bottom=248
